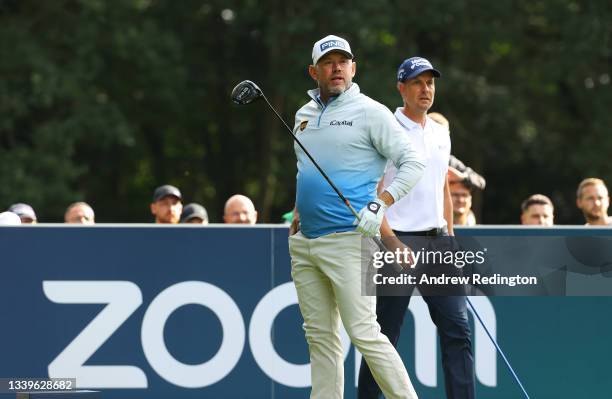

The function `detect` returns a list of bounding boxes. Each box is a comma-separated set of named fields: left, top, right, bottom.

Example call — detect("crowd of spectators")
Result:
left=1, top=177, right=608, bottom=227
left=0, top=185, right=259, bottom=226
left=1, top=108, right=610, bottom=230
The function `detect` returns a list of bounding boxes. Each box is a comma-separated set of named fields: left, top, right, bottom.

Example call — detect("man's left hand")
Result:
left=354, top=198, right=387, bottom=237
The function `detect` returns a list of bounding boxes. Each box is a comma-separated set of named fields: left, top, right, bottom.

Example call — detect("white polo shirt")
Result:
left=382, top=109, right=451, bottom=232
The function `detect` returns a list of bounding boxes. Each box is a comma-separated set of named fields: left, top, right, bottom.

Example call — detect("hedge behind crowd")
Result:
left=1, top=0, right=610, bottom=223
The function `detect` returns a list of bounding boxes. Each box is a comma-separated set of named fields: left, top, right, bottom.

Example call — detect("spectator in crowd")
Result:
left=449, top=169, right=477, bottom=226
left=180, top=203, right=209, bottom=224
left=520, top=194, right=554, bottom=226
left=428, top=113, right=485, bottom=227
left=428, top=113, right=488, bottom=193
left=64, top=202, right=95, bottom=224
left=150, top=184, right=183, bottom=224
left=427, top=111, right=449, bottom=129
left=576, top=178, right=611, bottom=225
left=223, top=194, right=257, bottom=224
left=8, top=203, right=37, bottom=224
left=0, top=211, right=21, bottom=225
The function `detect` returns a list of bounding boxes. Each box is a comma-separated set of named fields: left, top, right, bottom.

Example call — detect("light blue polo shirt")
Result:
left=293, top=83, right=425, bottom=238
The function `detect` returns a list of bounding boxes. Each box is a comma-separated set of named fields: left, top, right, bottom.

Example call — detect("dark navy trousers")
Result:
left=357, top=232, right=475, bottom=399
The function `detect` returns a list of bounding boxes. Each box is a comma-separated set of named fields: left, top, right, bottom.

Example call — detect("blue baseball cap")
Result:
left=397, top=57, right=441, bottom=82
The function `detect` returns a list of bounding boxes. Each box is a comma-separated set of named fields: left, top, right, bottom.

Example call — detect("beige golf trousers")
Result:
left=289, top=231, right=418, bottom=399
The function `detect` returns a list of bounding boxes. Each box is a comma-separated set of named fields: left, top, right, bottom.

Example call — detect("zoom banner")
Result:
left=0, top=226, right=611, bottom=399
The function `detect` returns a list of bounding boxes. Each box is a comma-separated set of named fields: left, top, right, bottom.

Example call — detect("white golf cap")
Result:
left=312, top=34, right=353, bottom=65
left=0, top=211, right=21, bottom=225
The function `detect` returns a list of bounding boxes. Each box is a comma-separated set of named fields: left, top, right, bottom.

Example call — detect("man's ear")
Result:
left=351, top=60, right=356, bottom=78
left=308, top=64, right=318, bottom=82
left=150, top=203, right=156, bottom=215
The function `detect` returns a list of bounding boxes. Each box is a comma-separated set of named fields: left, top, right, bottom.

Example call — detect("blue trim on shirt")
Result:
left=315, top=94, right=337, bottom=127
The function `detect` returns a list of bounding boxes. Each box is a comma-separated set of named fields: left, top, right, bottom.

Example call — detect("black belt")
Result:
left=394, top=228, right=445, bottom=237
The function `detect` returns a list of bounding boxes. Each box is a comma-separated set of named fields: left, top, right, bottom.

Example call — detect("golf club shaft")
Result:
left=258, top=92, right=410, bottom=272
left=248, top=83, right=528, bottom=397
left=260, top=93, right=361, bottom=220
left=467, top=298, right=530, bottom=399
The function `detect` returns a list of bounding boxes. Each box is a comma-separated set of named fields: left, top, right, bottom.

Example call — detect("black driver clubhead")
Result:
left=231, top=80, right=263, bottom=105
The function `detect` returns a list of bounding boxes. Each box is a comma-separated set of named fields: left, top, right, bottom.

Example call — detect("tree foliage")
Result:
left=1, top=0, right=610, bottom=223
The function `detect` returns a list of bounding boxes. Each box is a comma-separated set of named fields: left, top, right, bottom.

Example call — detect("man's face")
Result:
left=397, top=71, right=435, bottom=114
left=224, top=199, right=257, bottom=225
left=521, top=204, right=554, bottom=226
left=450, top=182, right=472, bottom=216
left=65, top=205, right=95, bottom=224
left=309, top=52, right=356, bottom=100
left=150, top=196, right=183, bottom=224
left=577, top=183, right=610, bottom=222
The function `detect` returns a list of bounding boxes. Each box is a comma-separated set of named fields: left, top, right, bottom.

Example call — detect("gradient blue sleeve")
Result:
left=366, top=103, right=426, bottom=202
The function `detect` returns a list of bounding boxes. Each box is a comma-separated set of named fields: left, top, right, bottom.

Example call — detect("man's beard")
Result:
left=326, top=81, right=352, bottom=96
left=584, top=209, right=605, bottom=222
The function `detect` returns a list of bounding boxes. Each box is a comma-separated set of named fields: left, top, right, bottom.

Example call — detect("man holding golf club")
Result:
left=288, top=35, right=425, bottom=399
left=358, top=57, right=475, bottom=399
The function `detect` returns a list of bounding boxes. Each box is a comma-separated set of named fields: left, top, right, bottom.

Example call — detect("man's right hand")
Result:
left=381, top=235, right=415, bottom=269
left=289, top=210, right=300, bottom=236
left=380, top=216, right=414, bottom=270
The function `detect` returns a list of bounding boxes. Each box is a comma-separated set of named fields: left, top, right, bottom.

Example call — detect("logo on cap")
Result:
left=410, top=58, right=432, bottom=70
left=320, top=40, right=346, bottom=52
left=397, top=56, right=441, bottom=82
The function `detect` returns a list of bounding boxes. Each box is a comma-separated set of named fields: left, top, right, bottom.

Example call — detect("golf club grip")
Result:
left=373, top=236, right=404, bottom=273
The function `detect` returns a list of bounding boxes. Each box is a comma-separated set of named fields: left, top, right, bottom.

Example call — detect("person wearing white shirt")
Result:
left=358, top=57, right=475, bottom=399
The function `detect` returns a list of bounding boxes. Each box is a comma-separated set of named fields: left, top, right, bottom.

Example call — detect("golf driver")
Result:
left=231, top=80, right=361, bottom=220
left=231, top=79, right=410, bottom=274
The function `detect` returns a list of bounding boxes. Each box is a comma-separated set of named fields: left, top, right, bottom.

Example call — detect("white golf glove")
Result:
left=354, top=198, right=387, bottom=237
